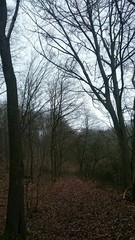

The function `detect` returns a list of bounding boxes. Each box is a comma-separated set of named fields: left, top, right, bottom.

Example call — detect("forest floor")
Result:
left=0, top=177, right=135, bottom=239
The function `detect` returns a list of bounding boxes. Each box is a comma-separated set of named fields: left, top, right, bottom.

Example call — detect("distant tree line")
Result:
left=0, top=100, right=128, bottom=188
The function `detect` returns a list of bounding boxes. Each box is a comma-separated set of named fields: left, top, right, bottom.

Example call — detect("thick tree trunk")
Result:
left=0, top=37, right=26, bottom=239
left=117, top=128, right=131, bottom=189
left=131, top=147, right=135, bottom=200
left=110, top=109, right=131, bottom=189
left=131, top=99, right=135, bottom=199
left=131, top=144, right=135, bottom=185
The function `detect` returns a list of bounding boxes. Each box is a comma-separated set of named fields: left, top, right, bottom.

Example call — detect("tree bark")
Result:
left=131, top=99, right=135, bottom=198
left=109, top=106, right=131, bottom=189
left=117, top=127, right=131, bottom=189
left=0, top=37, right=26, bottom=239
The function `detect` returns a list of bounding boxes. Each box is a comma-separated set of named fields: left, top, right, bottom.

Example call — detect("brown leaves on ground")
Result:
left=1, top=177, right=135, bottom=239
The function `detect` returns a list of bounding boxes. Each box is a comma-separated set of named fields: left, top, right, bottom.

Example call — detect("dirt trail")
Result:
left=1, top=178, right=135, bottom=239
left=27, top=178, right=135, bottom=239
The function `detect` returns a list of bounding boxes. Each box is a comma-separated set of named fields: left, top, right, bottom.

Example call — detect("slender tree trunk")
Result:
left=0, top=37, right=26, bottom=239
left=50, top=134, right=54, bottom=181
left=28, top=119, right=34, bottom=182
left=91, top=157, right=99, bottom=179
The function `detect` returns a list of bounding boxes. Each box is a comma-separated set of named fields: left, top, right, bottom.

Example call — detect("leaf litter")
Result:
left=0, top=177, right=135, bottom=239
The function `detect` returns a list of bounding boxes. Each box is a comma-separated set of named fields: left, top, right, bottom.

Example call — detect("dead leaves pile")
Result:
left=1, top=177, right=135, bottom=239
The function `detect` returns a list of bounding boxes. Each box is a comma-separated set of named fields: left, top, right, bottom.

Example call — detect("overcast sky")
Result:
left=2, top=0, right=133, bottom=131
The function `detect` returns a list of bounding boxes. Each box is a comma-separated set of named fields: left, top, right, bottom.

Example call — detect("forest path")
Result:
left=26, top=178, right=135, bottom=240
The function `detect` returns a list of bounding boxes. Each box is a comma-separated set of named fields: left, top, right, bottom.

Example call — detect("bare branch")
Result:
left=0, top=0, right=7, bottom=38
left=7, top=0, right=20, bottom=39
left=128, top=0, right=135, bottom=6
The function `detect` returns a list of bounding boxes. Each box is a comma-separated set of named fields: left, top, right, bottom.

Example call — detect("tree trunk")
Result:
left=117, top=128, right=131, bottom=189
left=110, top=109, right=131, bottom=189
left=131, top=99, right=135, bottom=199
left=131, top=146, right=135, bottom=200
left=0, top=37, right=26, bottom=239
left=28, top=120, right=34, bottom=182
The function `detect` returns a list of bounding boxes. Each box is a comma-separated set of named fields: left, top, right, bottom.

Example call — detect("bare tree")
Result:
left=20, top=57, right=49, bottom=183
left=0, top=1, right=26, bottom=239
left=27, top=0, right=135, bottom=189
left=47, top=71, right=81, bottom=181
